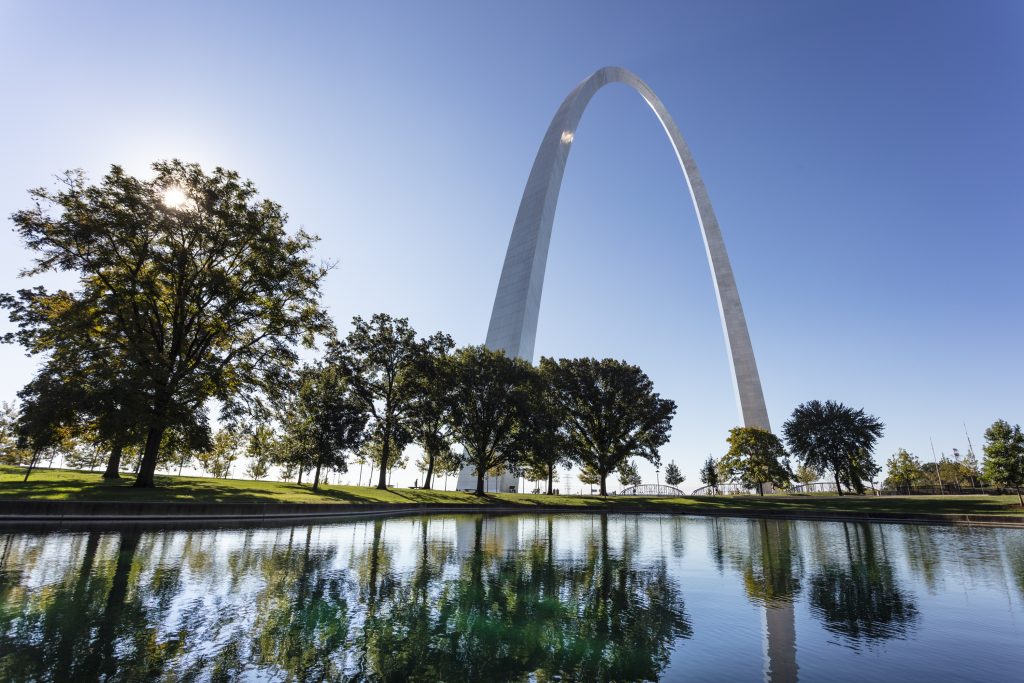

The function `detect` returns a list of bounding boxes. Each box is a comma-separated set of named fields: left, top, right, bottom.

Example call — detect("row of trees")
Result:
left=0, top=161, right=680, bottom=495
left=689, top=400, right=886, bottom=496
left=692, top=402, right=1022, bottom=504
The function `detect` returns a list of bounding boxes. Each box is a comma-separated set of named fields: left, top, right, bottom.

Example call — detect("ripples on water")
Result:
left=0, top=514, right=1022, bottom=682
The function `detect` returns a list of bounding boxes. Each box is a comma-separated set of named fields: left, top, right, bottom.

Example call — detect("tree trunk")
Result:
left=133, top=425, right=165, bottom=488
left=834, top=470, right=844, bottom=496
left=22, top=449, right=41, bottom=482
left=376, top=426, right=391, bottom=490
left=757, top=482, right=764, bottom=496
left=1017, top=486, right=1023, bottom=507
left=102, top=441, right=124, bottom=480
left=297, top=467, right=303, bottom=485
left=599, top=474, right=607, bottom=497
left=312, top=462, right=322, bottom=491
left=423, top=448, right=435, bottom=490
left=358, top=461, right=364, bottom=487
left=547, top=465, right=554, bottom=495
left=367, top=464, right=373, bottom=487
left=475, top=467, right=485, bottom=495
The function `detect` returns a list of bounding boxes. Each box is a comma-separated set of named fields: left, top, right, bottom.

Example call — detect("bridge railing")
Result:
left=619, top=484, right=686, bottom=497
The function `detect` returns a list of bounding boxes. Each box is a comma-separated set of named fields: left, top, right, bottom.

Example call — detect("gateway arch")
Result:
left=456, top=66, right=770, bottom=493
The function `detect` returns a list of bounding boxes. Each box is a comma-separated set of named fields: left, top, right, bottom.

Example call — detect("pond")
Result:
left=1, top=513, right=1022, bottom=682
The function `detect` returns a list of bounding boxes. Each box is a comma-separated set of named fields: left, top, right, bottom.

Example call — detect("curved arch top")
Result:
left=485, top=66, right=770, bottom=431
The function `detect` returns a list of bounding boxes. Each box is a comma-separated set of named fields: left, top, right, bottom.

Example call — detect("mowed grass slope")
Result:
left=1, top=466, right=1021, bottom=516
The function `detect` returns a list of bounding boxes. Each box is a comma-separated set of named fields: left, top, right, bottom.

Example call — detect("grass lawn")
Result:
left=1, top=466, right=1022, bottom=517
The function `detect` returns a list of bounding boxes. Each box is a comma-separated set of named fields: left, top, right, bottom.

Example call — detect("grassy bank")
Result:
left=2, top=466, right=1022, bottom=518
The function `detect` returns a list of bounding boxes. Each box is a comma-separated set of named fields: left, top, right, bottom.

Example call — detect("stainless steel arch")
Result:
left=486, top=66, right=770, bottom=430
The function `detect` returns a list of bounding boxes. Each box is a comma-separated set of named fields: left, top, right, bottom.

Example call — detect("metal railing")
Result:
left=619, top=484, right=686, bottom=497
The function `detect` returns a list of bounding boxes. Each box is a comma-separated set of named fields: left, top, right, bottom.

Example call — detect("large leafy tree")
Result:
left=286, top=364, right=368, bottom=491
left=406, top=332, right=455, bottom=489
left=719, top=427, right=791, bottom=496
left=983, top=420, right=1024, bottom=505
left=447, top=346, right=534, bottom=495
left=333, top=314, right=428, bottom=490
left=782, top=400, right=885, bottom=496
left=196, top=430, right=241, bottom=479
left=2, top=161, right=331, bottom=487
left=540, top=357, right=676, bottom=496
left=520, top=363, right=571, bottom=495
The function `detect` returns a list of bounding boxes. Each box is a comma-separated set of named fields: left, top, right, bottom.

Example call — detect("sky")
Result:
left=0, top=1, right=1021, bottom=490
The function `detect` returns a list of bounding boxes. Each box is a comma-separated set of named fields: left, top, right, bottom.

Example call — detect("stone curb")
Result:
left=0, top=499, right=1022, bottom=529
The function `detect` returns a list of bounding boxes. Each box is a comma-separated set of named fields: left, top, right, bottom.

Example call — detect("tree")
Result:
left=447, top=346, right=534, bottom=495
left=719, top=427, right=791, bottom=496
left=578, top=464, right=602, bottom=491
left=794, top=463, right=820, bottom=485
left=2, top=161, right=331, bottom=487
left=540, top=357, right=676, bottom=496
left=287, top=364, right=368, bottom=491
left=196, top=430, right=241, bottom=479
left=983, top=420, right=1024, bottom=505
left=782, top=400, right=885, bottom=496
left=333, top=314, right=428, bottom=490
left=521, top=363, right=571, bottom=494
left=885, top=449, right=922, bottom=492
left=617, top=460, right=642, bottom=489
left=663, top=461, right=685, bottom=488
left=0, top=401, right=28, bottom=466
left=699, top=456, right=720, bottom=494
left=245, top=425, right=276, bottom=480
left=406, top=332, right=455, bottom=489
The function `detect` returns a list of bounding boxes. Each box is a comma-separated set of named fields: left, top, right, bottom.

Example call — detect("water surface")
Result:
left=1, top=513, right=1022, bottom=681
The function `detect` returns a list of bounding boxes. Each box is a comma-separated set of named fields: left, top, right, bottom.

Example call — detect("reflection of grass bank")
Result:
left=1, top=466, right=1022, bottom=518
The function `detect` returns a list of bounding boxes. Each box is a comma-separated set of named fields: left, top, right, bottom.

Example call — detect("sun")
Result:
left=161, top=186, right=188, bottom=209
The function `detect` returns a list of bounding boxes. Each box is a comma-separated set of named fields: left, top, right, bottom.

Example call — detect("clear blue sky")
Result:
left=1, top=1, right=1021, bottom=489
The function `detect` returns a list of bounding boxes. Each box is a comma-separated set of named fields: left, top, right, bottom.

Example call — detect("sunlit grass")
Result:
left=1, top=466, right=1021, bottom=516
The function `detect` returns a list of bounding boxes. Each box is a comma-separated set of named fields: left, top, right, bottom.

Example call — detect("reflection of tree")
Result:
left=0, top=515, right=691, bottom=681
left=808, top=523, right=918, bottom=644
left=245, top=524, right=350, bottom=680
left=743, top=520, right=801, bottom=607
left=355, top=514, right=691, bottom=682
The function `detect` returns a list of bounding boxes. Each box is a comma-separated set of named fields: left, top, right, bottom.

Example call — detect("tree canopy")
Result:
left=2, top=161, right=331, bottom=487
left=719, top=427, right=790, bottom=495
left=540, top=357, right=676, bottom=496
left=447, top=346, right=534, bottom=495
left=983, top=420, right=1024, bottom=505
left=782, top=400, right=884, bottom=495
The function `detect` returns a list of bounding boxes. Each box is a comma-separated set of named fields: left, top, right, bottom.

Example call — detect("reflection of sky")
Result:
left=3, top=516, right=1024, bottom=681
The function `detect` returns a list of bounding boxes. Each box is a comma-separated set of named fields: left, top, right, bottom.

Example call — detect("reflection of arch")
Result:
left=487, top=66, right=769, bottom=429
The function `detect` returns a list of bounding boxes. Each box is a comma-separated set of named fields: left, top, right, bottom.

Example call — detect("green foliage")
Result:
left=406, top=332, right=456, bottom=489
left=333, top=314, right=429, bottom=490
left=284, top=364, right=368, bottom=490
left=540, top=357, right=676, bottom=496
left=617, top=459, right=642, bottom=488
left=520, top=362, right=571, bottom=494
left=794, top=463, right=820, bottom=485
left=663, top=461, right=685, bottom=488
left=2, top=161, right=332, bottom=487
left=447, top=346, right=534, bottom=494
left=197, top=430, right=241, bottom=479
left=245, top=425, right=276, bottom=480
left=0, top=402, right=30, bottom=466
left=782, top=400, right=884, bottom=495
left=719, top=427, right=791, bottom=495
left=885, top=449, right=922, bottom=491
left=983, top=420, right=1024, bottom=504
left=699, top=456, right=720, bottom=493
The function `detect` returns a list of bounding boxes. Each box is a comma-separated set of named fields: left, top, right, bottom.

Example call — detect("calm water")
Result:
left=0, top=514, right=1022, bottom=682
